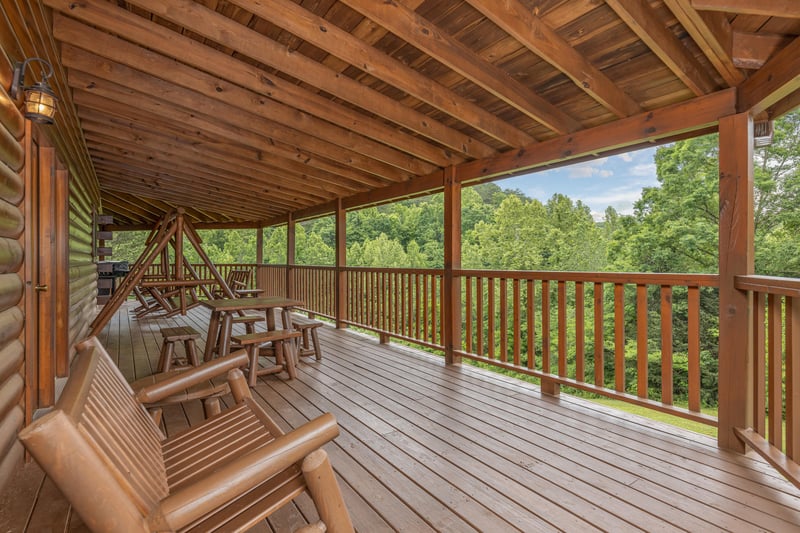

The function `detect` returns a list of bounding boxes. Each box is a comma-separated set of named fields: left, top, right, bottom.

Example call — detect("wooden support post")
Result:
left=256, top=224, right=264, bottom=265
left=287, top=213, right=296, bottom=299
left=717, top=112, right=754, bottom=453
left=335, top=199, right=347, bottom=329
left=443, top=167, right=462, bottom=365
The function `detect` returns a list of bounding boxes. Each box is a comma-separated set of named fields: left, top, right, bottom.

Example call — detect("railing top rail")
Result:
left=736, top=274, right=800, bottom=297
left=455, top=269, right=719, bottom=287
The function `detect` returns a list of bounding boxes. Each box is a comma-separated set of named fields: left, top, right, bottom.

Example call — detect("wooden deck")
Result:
left=4, top=301, right=800, bottom=531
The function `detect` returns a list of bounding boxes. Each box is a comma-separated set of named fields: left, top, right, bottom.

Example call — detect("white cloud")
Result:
left=564, top=158, right=613, bottom=179
left=619, top=153, right=634, bottom=162
left=630, top=162, right=656, bottom=177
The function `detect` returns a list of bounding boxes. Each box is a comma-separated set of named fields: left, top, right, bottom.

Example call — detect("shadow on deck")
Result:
left=3, top=302, right=800, bottom=531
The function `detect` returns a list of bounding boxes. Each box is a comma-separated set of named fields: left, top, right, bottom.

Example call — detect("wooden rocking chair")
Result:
left=18, top=337, right=354, bottom=532
left=213, top=268, right=261, bottom=299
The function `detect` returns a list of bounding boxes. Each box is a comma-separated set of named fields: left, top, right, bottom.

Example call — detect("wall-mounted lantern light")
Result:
left=10, top=57, right=58, bottom=124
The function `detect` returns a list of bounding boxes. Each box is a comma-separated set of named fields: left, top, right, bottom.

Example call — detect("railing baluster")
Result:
left=465, top=277, right=473, bottom=354
left=614, top=283, right=625, bottom=392
left=500, top=278, right=508, bottom=363
left=768, top=293, right=783, bottom=449
left=660, top=286, right=673, bottom=406
left=688, top=286, right=700, bottom=412
left=541, top=280, right=550, bottom=374
left=787, top=297, right=800, bottom=460
left=488, top=278, right=495, bottom=360
left=476, top=277, right=483, bottom=356
left=754, top=292, right=766, bottom=435
left=558, top=280, right=567, bottom=377
left=594, top=282, right=604, bottom=387
left=637, top=284, right=648, bottom=399
left=575, top=282, right=585, bottom=383
left=527, top=279, right=535, bottom=370
left=513, top=279, right=521, bottom=367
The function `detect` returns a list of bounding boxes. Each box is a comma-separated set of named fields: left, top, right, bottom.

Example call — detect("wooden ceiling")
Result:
left=5, top=0, right=800, bottom=227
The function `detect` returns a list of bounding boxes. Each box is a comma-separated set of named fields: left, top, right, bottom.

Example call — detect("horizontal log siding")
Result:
left=0, top=51, right=26, bottom=494
left=459, top=270, right=719, bottom=425
left=67, top=175, right=97, bottom=362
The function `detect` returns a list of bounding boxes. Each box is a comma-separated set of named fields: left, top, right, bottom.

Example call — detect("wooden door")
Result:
left=24, top=130, right=68, bottom=414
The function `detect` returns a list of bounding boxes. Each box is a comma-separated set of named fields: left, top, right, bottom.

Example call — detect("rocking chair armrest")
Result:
left=134, top=350, right=250, bottom=403
left=148, top=413, right=340, bottom=531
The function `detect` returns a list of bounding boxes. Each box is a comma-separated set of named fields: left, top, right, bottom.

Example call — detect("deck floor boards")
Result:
left=3, top=301, right=800, bottom=532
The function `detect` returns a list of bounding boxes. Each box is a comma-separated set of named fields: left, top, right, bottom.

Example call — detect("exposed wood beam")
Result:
left=768, top=88, right=800, bottom=119
left=66, top=68, right=396, bottom=189
left=221, top=0, right=533, bottom=148
left=606, top=0, right=717, bottom=96
left=465, top=0, right=642, bottom=118
left=738, top=36, right=800, bottom=114
left=732, top=32, right=793, bottom=70
left=337, top=0, right=581, bottom=135
left=691, top=0, right=800, bottom=18
left=79, top=114, right=364, bottom=197
left=664, top=0, right=744, bottom=86
left=44, top=0, right=493, bottom=160
left=54, top=10, right=456, bottom=170
left=54, top=29, right=414, bottom=185
left=457, top=88, right=736, bottom=182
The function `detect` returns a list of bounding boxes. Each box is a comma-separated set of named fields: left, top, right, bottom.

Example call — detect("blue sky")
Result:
left=496, top=146, right=659, bottom=221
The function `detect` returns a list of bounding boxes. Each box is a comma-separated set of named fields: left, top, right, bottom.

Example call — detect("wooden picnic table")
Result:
left=201, top=296, right=304, bottom=361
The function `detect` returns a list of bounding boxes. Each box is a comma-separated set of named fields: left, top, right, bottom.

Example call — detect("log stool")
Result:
left=231, top=329, right=301, bottom=387
left=158, top=326, right=201, bottom=372
left=291, top=314, right=324, bottom=360
left=231, top=313, right=263, bottom=334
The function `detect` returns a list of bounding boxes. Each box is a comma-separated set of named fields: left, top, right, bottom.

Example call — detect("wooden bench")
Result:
left=231, top=329, right=302, bottom=386
left=158, top=326, right=201, bottom=372
left=17, top=336, right=354, bottom=533
left=291, top=314, right=324, bottom=360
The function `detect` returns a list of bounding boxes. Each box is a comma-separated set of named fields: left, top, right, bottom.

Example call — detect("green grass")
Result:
left=586, top=397, right=718, bottom=438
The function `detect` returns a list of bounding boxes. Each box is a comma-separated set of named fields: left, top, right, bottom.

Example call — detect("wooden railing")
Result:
left=143, top=263, right=259, bottom=291
left=457, top=270, right=719, bottom=425
left=734, top=275, right=800, bottom=487
left=259, top=265, right=288, bottom=299
left=345, top=268, right=444, bottom=349
left=292, top=265, right=337, bottom=319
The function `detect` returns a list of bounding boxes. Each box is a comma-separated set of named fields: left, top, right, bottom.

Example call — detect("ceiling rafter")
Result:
left=465, top=0, right=642, bottom=118
left=664, top=0, right=745, bottom=86
left=45, top=0, right=495, bottom=160
left=738, top=35, right=800, bottom=114
left=606, top=0, right=718, bottom=96
left=220, top=0, right=534, bottom=148
left=56, top=30, right=432, bottom=180
left=337, top=0, right=582, bottom=135
left=691, top=0, right=800, bottom=19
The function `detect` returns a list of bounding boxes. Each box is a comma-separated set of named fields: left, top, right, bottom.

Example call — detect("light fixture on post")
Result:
left=10, top=57, right=58, bottom=124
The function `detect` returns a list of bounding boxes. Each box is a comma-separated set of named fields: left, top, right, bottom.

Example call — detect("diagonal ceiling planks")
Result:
left=0, top=0, right=790, bottom=227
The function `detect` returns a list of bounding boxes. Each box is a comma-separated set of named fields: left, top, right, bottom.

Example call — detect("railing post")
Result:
left=443, top=166, right=462, bottom=365
left=287, top=213, right=295, bottom=299
left=717, top=112, right=754, bottom=453
left=335, top=199, right=347, bottom=329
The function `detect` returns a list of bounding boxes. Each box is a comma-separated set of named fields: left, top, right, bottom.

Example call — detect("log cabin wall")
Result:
left=0, top=48, right=28, bottom=494
left=67, top=175, right=97, bottom=357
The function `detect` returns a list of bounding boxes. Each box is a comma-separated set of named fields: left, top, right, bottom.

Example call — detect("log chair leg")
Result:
left=301, top=449, right=354, bottom=533
left=247, top=345, right=259, bottom=388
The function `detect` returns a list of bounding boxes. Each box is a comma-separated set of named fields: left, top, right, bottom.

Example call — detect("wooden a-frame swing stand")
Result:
left=90, top=209, right=238, bottom=337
